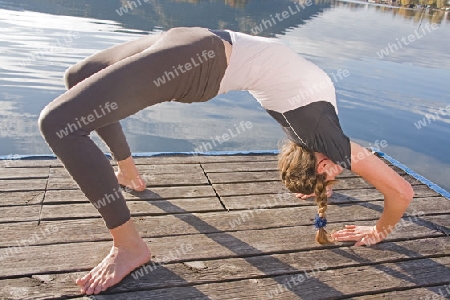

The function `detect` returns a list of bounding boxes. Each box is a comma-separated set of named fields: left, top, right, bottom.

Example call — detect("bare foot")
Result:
left=115, top=156, right=146, bottom=192
left=75, top=238, right=151, bottom=295
left=115, top=170, right=146, bottom=192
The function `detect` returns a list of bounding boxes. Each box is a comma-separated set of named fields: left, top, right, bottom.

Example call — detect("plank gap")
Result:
left=37, top=167, right=51, bottom=226
left=199, top=163, right=228, bottom=211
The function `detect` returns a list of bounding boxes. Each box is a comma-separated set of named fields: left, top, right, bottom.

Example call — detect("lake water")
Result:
left=0, top=0, right=449, bottom=191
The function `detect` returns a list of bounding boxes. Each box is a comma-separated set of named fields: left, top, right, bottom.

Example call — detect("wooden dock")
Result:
left=0, top=154, right=449, bottom=300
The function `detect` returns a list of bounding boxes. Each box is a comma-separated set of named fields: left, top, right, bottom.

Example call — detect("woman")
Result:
left=38, top=27, right=414, bottom=295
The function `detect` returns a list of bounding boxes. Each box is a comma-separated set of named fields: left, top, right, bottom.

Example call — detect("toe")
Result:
left=76, top=272, right=91, bottom=286
left=135, top=184, right=146, bottom=192
left=133, top=178, right=146, bottom=191
left=93, top=281, right=103, bottom=295
left=101, top=280, right=111, bottom=292
left=83, top=277, right=95, bottom=294
left=86, top=280, right=98, bottom=295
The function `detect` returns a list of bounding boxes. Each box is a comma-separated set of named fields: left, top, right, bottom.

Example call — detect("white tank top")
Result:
left=218, top=31, right=337, bottom=114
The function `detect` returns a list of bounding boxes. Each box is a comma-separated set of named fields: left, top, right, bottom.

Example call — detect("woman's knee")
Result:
left=63, top=63, right=83, bottom=90
left=38, top=105, right=58, bottom=141
left=63, top=63, right=93, bottom=90
left=64, top=60, right=107, bottom=90
left=38, top=103, right=79, bottom=142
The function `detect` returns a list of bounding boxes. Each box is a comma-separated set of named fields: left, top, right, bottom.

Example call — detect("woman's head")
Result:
left=277, top=140, right=342, bottom=244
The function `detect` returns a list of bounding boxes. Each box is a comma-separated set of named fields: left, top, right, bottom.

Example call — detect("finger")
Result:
left=331, top=231, right=354, bottom=237
left=297, top=193, right=313, bottom=200
left=332, top=232, right=364, bottom=238
left=333, top=234, right=365, bottom=242
left=332, top=229, right=357, bottom=235
left=295, top=193, right=309, bottom=200
left=344, top=225, right=357, bottom=228
left=335, top=237, right=360, bottom=242
left=331, top=233, right=353, bottom=239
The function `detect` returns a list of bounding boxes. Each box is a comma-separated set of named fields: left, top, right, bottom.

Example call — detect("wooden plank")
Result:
left=0, top=155, right=277, bottom=170
left=0, top=159, right=61, bottom=168
left=49, top=163, right=205, bottom=177
left=332, top=183, right=441, bottom=200
left=138, top=172, right=209, bottom=187
left=0, top=191, right=44, bottom=207
left=135, top=163, right=204, bottom=174
left=0, top=167, right=49, bottom=180
left=208, top=170, right=273, bottom=183
left=207, top=170, right=277, bottom=183
left=0, top=205, right=41, bottom=223
left=207, top=170, right=421, bottom=184
left=43, top=185, right=217, bottom=204
left=212, top=177, right=426, bottom=198
left=421, top=215, right=450, bottom=233
left=0, top=222, right=63, bottom=247
left=206, top=170, right=417, bottom=185
left=86, top=257, right=450, bottom=299
left=123, top=185, right=212, bottom=200
left=0, top=154, right=400, bottom=170
left=0, top=274, right=90, bottom=300
left=197, top=155, right=278, bottom=163
left=205, top=168, right=404, bottom=183
left=133, top=154, right=278, bottom=165
left=47, top=169, right=208, bottom=190
left=202, top=161, right=278, bottom=173
left=0, top=178, right=48, bottom=192
left=0, top=237, right=448, bottom=299
left=353, top=284, right=450, bottom=299
left=79, top=257, right=450, bottom=299
left=220, top=185, right=441, bottom=210
left=40, top=198, right=224, bottom=220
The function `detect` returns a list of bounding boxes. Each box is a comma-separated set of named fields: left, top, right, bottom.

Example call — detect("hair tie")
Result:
left=314, top=214, right=327, bottom=228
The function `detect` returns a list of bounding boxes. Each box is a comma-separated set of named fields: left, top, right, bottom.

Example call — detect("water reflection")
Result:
left=2, top=0, right=448, bottom=35
left=0, top=0, right=331, bottom=36
left=335, top=1, right=449, bottom=24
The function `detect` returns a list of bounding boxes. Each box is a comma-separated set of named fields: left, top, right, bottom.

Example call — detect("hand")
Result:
left=295, top=187, right=333, bottom=200
left=331, top=225, right=385, bottom=246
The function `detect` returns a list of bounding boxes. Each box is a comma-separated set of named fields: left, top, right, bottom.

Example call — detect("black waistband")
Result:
left=208, top=29, right=233, bottom=45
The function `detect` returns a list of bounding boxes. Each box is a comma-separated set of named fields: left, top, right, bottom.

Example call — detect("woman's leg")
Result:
left=64, top=33, right=163, bottom=191
left=38, top=27, right=227, bottom=295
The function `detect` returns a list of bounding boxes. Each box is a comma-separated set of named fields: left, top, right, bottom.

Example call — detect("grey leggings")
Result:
left=38, top=27, right=228, bottom=229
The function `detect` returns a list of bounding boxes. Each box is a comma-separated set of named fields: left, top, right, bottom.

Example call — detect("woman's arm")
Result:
left=332, top=142, right=415, bottom=246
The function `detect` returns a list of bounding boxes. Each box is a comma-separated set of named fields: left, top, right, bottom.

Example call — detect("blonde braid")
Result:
left=314, top=172, right=334, bottom=244
left=278, top=140, right=335, bottom=244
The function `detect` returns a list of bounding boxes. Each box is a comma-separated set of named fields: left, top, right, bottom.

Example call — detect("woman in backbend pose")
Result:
left=38, top=27, right=414, bottom=295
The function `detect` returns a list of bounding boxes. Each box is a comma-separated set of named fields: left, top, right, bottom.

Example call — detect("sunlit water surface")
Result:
left=0, top=0, right=449, bottom=191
